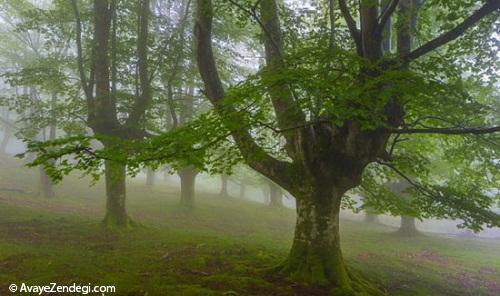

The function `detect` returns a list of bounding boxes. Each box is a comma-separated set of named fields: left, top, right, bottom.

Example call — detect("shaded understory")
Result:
left=0, top=158, right=499, bottom=295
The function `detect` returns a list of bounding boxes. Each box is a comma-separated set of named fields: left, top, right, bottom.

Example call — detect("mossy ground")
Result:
left=0, top=156, right=499, bottom=295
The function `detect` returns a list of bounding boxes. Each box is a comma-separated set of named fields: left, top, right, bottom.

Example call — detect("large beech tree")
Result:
left=194, top=0, right=500, bottom=292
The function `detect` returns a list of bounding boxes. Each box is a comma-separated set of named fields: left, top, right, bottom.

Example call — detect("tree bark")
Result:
left=102, top=160, right=129, bottom=228
left=398, top=216, right=418, bottom=236
left=220, top=175, right=229, bottom=197
left=269, top=181, right=283, bottom=207
left=277, top=191, right=351, bottom=288
left=178, top=167, right=197, bottom=208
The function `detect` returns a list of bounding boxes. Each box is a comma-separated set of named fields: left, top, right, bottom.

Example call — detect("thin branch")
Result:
left=389, top=125, right=500, bottom=135
left=402, top=0, right=499, bottom=62
left=376, top=161, right=435, bottom=199
left=226, top=0, right=283, bottom=60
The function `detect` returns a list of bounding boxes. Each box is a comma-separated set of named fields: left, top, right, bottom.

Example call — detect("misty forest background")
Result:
left=0, top=0, right=499, bottom=295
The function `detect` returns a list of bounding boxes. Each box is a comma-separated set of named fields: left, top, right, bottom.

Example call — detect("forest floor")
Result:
left=0, top=156, right=499, bottom=296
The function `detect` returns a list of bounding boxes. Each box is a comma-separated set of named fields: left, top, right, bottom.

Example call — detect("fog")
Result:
left=1, top=0, right=499, bottom=295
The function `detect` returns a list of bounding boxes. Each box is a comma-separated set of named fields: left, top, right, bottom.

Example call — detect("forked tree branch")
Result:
left=194, top=0, right=295, bottom=188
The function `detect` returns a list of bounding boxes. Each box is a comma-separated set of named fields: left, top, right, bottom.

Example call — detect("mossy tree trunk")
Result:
left=276, top=187, right=366, bottom=293
left=178, top=167, right=198, bottom=208
left=102, top=160, right=130, bottom=228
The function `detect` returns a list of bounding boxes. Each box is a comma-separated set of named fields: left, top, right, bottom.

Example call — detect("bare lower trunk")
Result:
left=269, top=181, right=283, bottom=207
left=398, top=216, right=418, bottom=236
left=103, top=160, right=129, bottom=228
left=278, top=191, right=351, bottom=289
left=146, top=167, right=155, bottom=187
left=220, top=175, right=229, bottom=197
left=39, top=166, right=55, bottom=198
left=178, top=167, right=197, bottom=208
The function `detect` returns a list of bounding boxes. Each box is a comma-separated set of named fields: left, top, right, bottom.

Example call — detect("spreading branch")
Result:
left=194, top=0, right=295, bottom=188
left=389, top=125, right=500, bottom=135
left=402, top=0, right=500, bottom=62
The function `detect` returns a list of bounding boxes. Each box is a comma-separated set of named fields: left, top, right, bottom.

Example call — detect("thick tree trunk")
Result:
left=398, top=216, right=418, bottom=236
left=102, top=160, right=129, bottom=228
left=220, top=175, right=229, bottom=197
left=146, top=167, right=155, bottom=187
left=278, top=192, right=352, bottom=289
left=269, top=181, right=283, bottom=207
left=178, top=167, right=197, bottom=208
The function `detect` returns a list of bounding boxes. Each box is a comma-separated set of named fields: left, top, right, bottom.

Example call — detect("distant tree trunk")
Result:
left=239, top=182, right=246, bottom=199
left=178, top=167, right=197, bottom=208
left=39, top=167, right=55, bottom=198
left=220, top=175, right=229, bottom=197
left=102, top=160, right=129, bottom=227
left=0, top=128, right=11, bottom=155
left=398, top=216, right=418, bottom=236
left=162, top=165, right=171, bottom=182
left=39, top=124, right=56, bottom=198
left=146, top=167, right=155, bottom=187
left=269, top=181, right=283, bottom=207
left=261, top=185, right=270, bottom=204
left=364, top=212, right=379, bottom=223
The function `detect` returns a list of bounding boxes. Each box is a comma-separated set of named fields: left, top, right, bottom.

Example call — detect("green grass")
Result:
left=0, top=156, right=499, bottom=295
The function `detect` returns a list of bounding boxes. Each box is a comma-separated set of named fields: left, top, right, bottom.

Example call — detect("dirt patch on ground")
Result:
left=402, top=250, right=450, bottom=266
left=0, top=194, right=100, bottom=217
left=0, top=217, right=118, bottom=246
